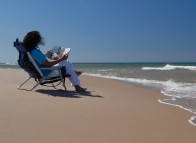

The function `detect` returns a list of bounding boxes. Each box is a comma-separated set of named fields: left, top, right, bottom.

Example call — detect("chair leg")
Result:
left=62, top=78, right=67, bottom=91
left=52, top=83, right=58, bottom=89
left=18, top=77, right=31, bottom=89
left=28, top=78, right=46, bottom=91
left=59, top=71, right=66, bottom=91
left=29, top=82, right=41, bottom=91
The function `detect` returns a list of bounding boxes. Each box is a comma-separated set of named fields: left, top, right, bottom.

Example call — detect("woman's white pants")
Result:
left=49, top=60, right=80, bottom=86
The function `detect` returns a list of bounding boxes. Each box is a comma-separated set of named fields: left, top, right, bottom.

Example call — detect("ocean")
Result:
left=1, top=62, right=196, bottom=126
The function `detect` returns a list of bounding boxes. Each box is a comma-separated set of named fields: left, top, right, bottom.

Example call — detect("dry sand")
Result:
left=0, top=68, right=195, bottom=143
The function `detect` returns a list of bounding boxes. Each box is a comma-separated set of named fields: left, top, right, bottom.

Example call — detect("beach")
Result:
left=0, top=68, right=196, bottom=143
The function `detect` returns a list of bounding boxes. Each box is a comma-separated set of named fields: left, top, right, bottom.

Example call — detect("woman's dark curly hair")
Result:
left=23, top=31, right=45, bottom=51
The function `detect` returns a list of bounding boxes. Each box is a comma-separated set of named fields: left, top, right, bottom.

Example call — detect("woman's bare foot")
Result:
left=75, top=70, right=83, bottom=76
left=75, top=85, right=87, bottom=92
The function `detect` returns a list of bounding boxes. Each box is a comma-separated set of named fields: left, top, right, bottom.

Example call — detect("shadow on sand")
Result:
left=35, top=89, right=103, bottom=98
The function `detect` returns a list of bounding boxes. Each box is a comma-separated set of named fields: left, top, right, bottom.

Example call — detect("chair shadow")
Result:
left=36, top=89, right=103, bottom=98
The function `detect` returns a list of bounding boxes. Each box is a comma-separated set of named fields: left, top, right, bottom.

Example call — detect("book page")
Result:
left=46, top=46, right=71, bottom=59
left=52, top=46, right=61, bottom=55
left=51, top=46, right=71, bottom=59
left=61, top=48, right=71, bottom=55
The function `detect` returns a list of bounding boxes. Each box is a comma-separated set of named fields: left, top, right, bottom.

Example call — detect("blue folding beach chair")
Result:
left=13, top=38, right=70, bottom=91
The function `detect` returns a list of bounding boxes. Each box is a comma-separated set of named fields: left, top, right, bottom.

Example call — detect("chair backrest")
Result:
left=13, top=39, right=42, bottom=79
left=27, top=52, right=44, bottom=77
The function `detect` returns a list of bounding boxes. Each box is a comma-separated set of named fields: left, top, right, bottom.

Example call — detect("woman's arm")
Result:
left=42, top=53, right=68, bottom=67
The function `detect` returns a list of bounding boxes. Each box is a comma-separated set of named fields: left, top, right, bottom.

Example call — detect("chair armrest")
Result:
left=40, top=66, right=63, bottom=71
left=40, top=66, right=70, bottom=78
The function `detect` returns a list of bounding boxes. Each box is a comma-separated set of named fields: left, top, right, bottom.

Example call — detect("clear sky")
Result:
left=0, top=0, right=196, bottom=63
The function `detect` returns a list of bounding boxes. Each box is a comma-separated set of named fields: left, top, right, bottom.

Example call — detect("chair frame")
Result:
left=14, top=39, right=68, bottom=91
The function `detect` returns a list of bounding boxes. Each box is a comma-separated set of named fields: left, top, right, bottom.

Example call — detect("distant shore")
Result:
left=0, top=68, right=195, bottom=143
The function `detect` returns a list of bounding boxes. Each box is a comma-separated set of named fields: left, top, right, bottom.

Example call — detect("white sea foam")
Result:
left=158, top=99, right=196, bottom=126
left=84, top=73, right=196, bottom=98
left=6, top=62, right=18, bottom=65
left=98, top=69, right=113, bottom=72
left=85, top=73, right=196, bottom=104
left=0, top=62, right=18, bottom=65
left=188, top=116, right=196, bottom=126
left=142, top=64, right=196, bottom=71
left=158, top=98, right=194, bottom=113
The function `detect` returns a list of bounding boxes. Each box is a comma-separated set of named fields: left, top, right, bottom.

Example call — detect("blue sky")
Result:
left=0, top=0, right=196, bottom=63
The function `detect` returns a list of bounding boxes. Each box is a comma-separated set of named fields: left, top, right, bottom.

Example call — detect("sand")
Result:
left=0, top=68, right=195, bottom=143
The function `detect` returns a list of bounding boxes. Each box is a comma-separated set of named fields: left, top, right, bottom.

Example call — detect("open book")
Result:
left=46, top=46, right=71, bottom=59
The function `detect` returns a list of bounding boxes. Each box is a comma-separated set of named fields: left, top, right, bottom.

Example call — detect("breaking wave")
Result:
left=142, top=64, right=196, bottom=71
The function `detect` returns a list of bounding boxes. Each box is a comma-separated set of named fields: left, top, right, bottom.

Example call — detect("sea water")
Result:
left=1, top=62, right=196, bottom=126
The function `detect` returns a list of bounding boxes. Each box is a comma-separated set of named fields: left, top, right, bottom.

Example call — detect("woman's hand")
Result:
left=42, top=51, right=68, bottom=67
left=61, top=53, right=69, bottom=60
left=45, top=50, right=53, bottom=58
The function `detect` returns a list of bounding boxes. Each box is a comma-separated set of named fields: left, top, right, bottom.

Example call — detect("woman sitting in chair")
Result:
left=23, top=30, right=87, bottom=92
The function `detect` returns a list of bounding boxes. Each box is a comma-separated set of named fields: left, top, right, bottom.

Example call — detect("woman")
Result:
left=23, top=31, right=87, bottom=92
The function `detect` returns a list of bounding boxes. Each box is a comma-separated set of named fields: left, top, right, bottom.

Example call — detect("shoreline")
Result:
left=88, top=75, right=196, bottom=126
left=158, top=98, right=196, bottom=126
left=84, top=73, right=196, bottom=122
left=0, top=68, right=196, bottom=143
